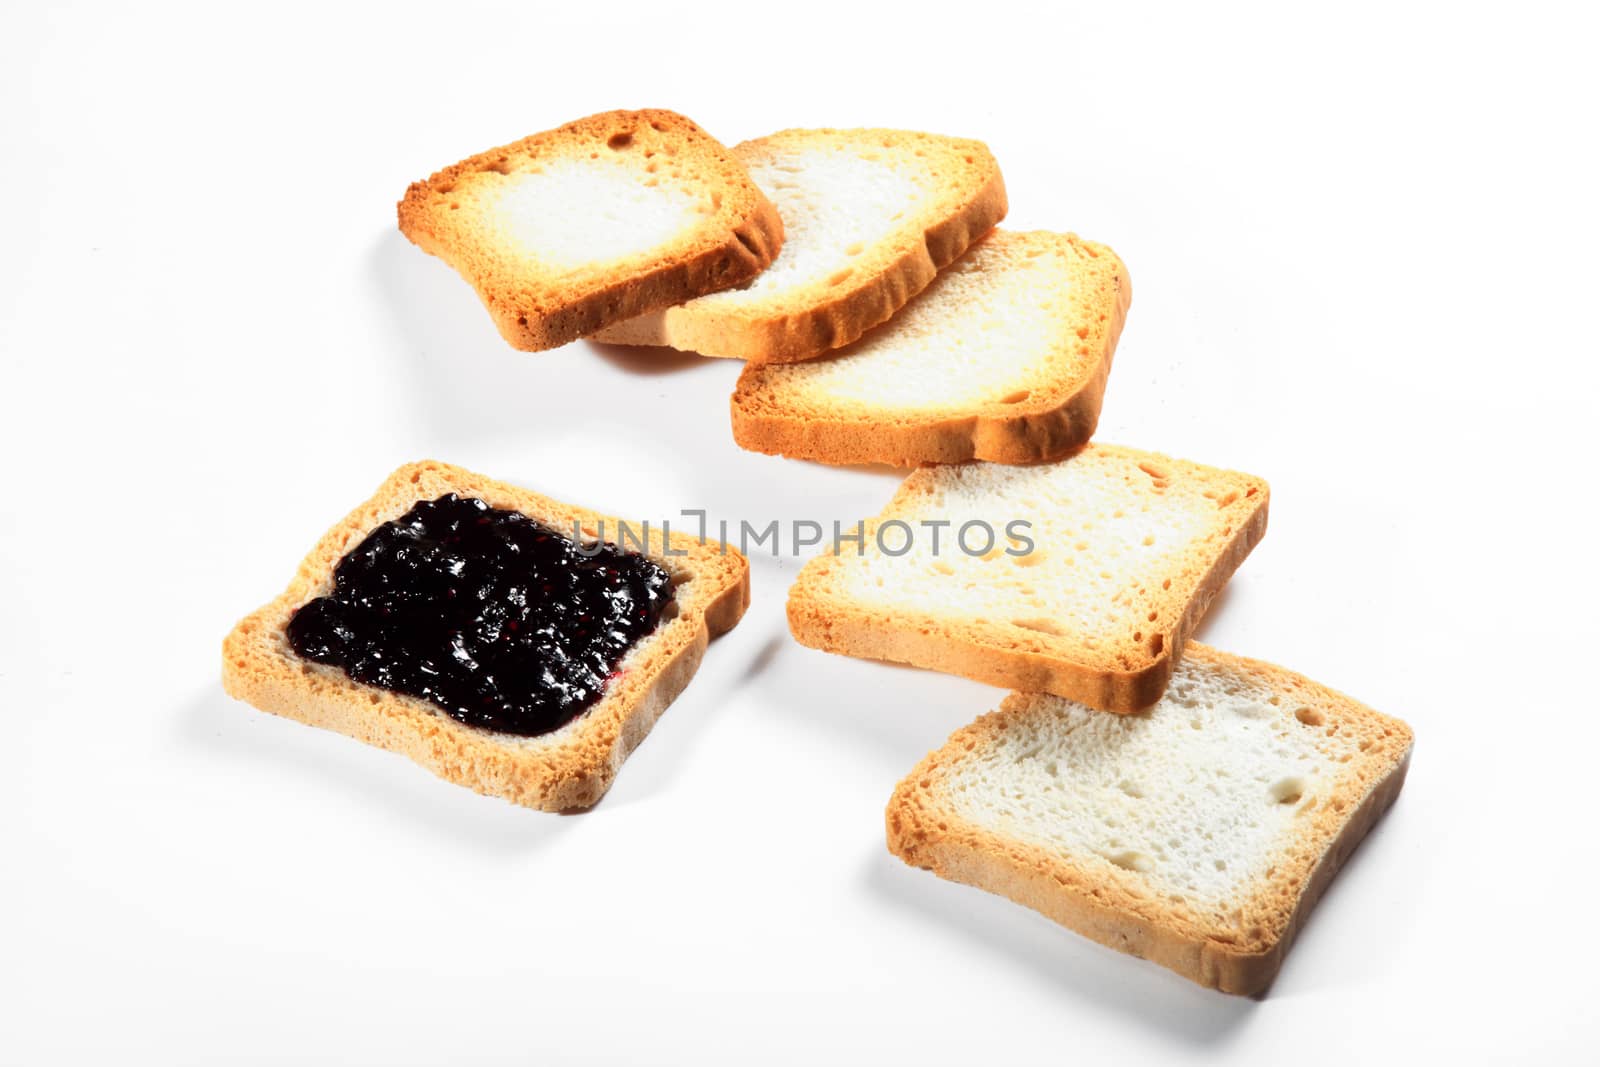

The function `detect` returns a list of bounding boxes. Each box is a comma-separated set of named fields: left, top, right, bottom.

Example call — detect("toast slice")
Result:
left=731, top=230, right=1129, bottom=466
left=887, top=644, right=1414, bottom=995
left=591, top=128, right=1007, bottom=363
left=222, top=461, right=749, bottom=811
left=787, top=444, right=1268, bottom=712
left=398, top=109, right=783, bottom=352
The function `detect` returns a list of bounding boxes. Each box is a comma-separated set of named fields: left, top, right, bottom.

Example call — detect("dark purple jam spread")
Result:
left=285, top=494, right=674, bottom=736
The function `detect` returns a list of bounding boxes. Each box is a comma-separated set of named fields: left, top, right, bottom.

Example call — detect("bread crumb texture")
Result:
left=593, top=128, right=1007, bottom=362
left=732, top=230, right=1129, bottom=465
left=222, top=461, right=749, bottom=810
left=398, top=110, right=782, bottom=352
left=788, top=444, right=1268, bottom=711
left=887, top=643, right=1413, bottom=994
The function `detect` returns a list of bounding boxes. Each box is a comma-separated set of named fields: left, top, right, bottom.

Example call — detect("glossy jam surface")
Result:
left=286, top=494, right=675, bottom=736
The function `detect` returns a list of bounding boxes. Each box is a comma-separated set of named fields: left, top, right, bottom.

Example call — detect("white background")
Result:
left=4, top=2, right=1596, bottom=1063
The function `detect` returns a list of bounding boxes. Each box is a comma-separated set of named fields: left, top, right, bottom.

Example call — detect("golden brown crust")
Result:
left=886, top=644, right=1414, bottom=995
left=591, top=129, right=1008, bottom=363
left=786, top=445, right=1270, bottom=713
left=221, top=461, right=749, bottom=811
left=397, top=110, right=783, bottom=352
left=730, top=233, right=1131, bottom=467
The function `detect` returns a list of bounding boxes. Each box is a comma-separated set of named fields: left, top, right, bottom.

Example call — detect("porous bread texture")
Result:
left=887, top=644, right=1413, bottom=995
left=222, top=461, right=749, bottom=811
left=787, top=444, right=1269, bottom=712
left=731, top=230, right=1130, bottom=466
left=398, top=109, right=783, bottom=352
left=591, top=128, right=1007, bottom=363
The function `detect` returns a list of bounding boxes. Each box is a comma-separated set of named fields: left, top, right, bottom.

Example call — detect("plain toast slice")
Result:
left=787, top=444, right=1268, bottom=711
left=398, top=109, right=783, bottom=352
left=222, top=460, right=749, bottom=811
left=731, top=230, right=1129, bottom=466
left=887, top=643, right=1414, bottom=995
left=592, top=128, right=1006, bottom=363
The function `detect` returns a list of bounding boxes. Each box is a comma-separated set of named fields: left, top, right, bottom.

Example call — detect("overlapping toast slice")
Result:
left=592, top=128, right=1007, bottom=363
left=787, top=445, right=1268, bottom=712
left=222, top=461, right=748, bottom=810
left=398, top=109, right=783, bottom=352
left=887, top=643, right=1413, bottom=994
left=732, top=230, right=1129, bottom=466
